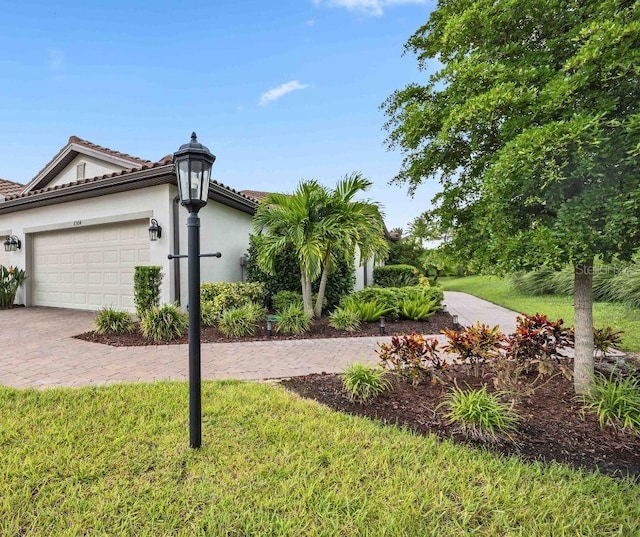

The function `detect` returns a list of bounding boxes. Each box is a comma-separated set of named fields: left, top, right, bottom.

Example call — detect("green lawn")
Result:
left=440, top=276, right=640, bottom=353
left=1, top=381, right=639, bottom=535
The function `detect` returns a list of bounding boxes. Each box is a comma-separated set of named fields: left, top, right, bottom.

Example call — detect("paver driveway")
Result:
left=0, top=293, right=523, bottom=389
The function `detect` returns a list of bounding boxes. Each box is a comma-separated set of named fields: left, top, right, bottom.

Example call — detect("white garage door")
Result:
left=33, top=221, right=150, bottom=311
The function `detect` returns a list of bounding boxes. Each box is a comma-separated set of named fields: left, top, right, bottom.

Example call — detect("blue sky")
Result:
left=0, top=0, right=439, bottom=230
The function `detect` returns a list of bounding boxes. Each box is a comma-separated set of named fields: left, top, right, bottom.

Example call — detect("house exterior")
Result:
left=0, top=136, right=257, bottom=312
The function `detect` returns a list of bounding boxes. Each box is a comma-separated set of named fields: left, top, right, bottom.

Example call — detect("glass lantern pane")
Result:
left=190, top=160, right=203, bottom=201
left=178, top=160, right=190, bottom=201
left=201, top=166, right=211, bottom=202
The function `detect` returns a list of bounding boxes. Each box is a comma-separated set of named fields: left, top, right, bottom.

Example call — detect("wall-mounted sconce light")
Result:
left=148, top=219, right=162, bottom=241
left=3, top=235, right=21, bottom=252
left=379, top=316, right=386, bottom=335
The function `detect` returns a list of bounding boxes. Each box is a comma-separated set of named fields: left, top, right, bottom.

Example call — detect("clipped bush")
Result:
left=200, top=300, right=217, bottom=327
left=374, top=264, right=420, bottom=287
left=582, top=374, right=640, bottom=433
left=0, top=265, right=27, bottom=308
left=377, top=333, right=447, bottom=385
left=94, top=307, right=134, bottom=335
left=341, top=363, right=391, bottom=403
left=441, top=386, right=519, bottom=443
left=200, top=282, right=265, bottom=319
left=133, top=266, right=163, bottom=319
left=217, top=303, right=265, bottom=337
left=328, top=307, right=361, bottom=332
left=141, top=303, right=188, bottom=342
left=275, top=303, right=311, bottom=334
left=272, top=290, right=303, bottom=312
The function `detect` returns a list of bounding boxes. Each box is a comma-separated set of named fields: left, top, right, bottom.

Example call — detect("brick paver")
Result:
left=0, top=292, right=523, bottom=389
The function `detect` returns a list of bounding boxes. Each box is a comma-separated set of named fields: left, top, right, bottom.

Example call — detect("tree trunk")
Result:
left=300, top=273, right=313, bottom=317
left=314, top=250, right=332, bottom=318
left=573, top=262, right=594, bottom=395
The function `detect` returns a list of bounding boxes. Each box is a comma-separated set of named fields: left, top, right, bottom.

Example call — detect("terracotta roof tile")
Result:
left=67, top=136, right=152, bottom=166
left=0, top=178, right=25, bottom=197
left=238, top=189, right=271, bottom=202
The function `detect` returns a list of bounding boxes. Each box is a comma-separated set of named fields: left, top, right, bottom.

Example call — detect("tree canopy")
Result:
left=383, top=0, right=639, bottom=393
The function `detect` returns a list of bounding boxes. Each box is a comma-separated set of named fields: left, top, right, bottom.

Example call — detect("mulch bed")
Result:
left=74, top=311, right=455, bottom=346
left=282, top=366, right=640, bottom=480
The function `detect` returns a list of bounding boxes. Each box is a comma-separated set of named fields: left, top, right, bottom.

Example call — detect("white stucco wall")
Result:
left=354, top=246, right=375, bottom=291
left=174, top=187, right=254, bottom=307
left=0, top=185, right=174, bottom=306
left=47, top=154, right=130, bottom=188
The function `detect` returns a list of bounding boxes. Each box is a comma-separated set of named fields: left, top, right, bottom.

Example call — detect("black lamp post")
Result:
left=173, top=132, right=216, bottom=449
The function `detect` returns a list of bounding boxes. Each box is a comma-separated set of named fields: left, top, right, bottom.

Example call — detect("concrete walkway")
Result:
left=0, top=292, right=521, bottom=389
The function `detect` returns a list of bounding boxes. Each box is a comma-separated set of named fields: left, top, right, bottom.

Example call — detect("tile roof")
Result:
left=239, top=189, right=271, bottom=202
left=67, top=136, right=153, bottom=166
left=0, top=178, right=25, bottom=197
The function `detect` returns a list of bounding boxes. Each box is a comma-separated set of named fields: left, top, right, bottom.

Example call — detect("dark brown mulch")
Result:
left=281, top=367, right=640, bottom=480
left=74, top=311, right=455, bottom=346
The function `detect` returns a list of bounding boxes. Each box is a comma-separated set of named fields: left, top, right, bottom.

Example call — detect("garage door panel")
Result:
left=33, top=221, right=150, bottom=311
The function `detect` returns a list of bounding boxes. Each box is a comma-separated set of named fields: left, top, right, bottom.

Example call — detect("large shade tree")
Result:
left=383, top=0, right=639, bottom=394
left=253, top=174, right=389, bottom=318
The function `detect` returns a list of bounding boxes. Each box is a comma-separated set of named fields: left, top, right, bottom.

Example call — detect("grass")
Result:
left=1, top=382, right=639, bottom=535
left=440, top=276, right=640, bottom=353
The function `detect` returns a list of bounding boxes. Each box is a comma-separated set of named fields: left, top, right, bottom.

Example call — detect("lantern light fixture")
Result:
left=173, top=132, right=216, bottom=214
left=379, top=316, right=386, bottom=335
left=3, top=235, right=21, bottom=252
left=148, top=219, right=162, bottom=241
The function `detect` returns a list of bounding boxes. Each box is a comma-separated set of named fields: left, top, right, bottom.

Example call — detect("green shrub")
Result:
left=400, top=298, right=439, bottom=321
left=133, top=266, right=163, bottom=319
left=0, top=265, right=27, bottom=308
left=441, top=386, right=519, bottom=443
left=342, top=299, right=393, bottom=322
left=275, top=303, right=311, bottom=334
left=374, top=264, right=420, bottom=287
left=377, top=333, right=446, bottom=385
left=200, top=301, right=217, bottom=327
left=341, top=363, right=391, bottom=403
left=328, top=307, right=361, bottom=332
left=246, top=234, right=355, bottom=311
left=217, top=303, right=265, bottom=337
left=509, top=267, right=557, bottom=296
left=94, top=307, right=134, bottom=335
left=272, top=290, right=303, bottom=312
left=345, top=286, right=444, bottom=320
left=609, top=267, right=640, bottom=309
left=582, top=374, right=640, bottom=433
left=141, top=303, right=188, bottom=342
left=200, top=282, right=265, bottom=319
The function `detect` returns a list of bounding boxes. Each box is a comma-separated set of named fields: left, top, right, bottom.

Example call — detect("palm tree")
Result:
left=312, top=173, right=388, bottom=317
left=253, top=174, right=389, bottom=318
left=253, top=181, right=328, bottom=316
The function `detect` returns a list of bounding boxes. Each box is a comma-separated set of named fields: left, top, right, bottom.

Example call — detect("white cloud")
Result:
left=312, top=0, right=429, bottom=17
left=307, top=18, right=316, bottom=26
left=259, top=81, right=309, bottom=106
